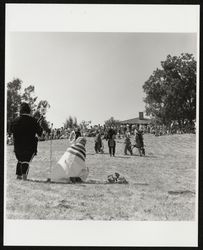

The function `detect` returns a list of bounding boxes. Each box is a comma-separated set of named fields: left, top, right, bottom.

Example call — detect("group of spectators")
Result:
left=150, top=122, right=196, bottom=136
left=8, top=102, right=195, bottom=182
left=7, top=116, right=196, bottom=146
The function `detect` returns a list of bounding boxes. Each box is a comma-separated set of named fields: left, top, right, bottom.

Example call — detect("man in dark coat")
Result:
left=107, top=126, right=116, bottom=156
left=10, top=102, right=43, bottom=180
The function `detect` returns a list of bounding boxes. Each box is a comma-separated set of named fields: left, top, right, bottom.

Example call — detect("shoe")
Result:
left=16, top=175, right=22, bottom=180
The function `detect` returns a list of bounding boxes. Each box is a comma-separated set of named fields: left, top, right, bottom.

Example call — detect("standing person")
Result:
left=124, top=132, right=133, bottom=155
left=94, top=130, right=102, bottom=153
left=107, top=126, right=116, bottom=157
left=133, top=127, right=145, bottom=156
left=10, top=102, right=43, bottom=180
left=75, top=127, right=81, bottom=140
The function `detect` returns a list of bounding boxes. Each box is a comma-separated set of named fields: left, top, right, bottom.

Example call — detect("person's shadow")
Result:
left=113, top=155, right=131, bottom=159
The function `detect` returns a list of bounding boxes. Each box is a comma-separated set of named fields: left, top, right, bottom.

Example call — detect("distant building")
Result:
left=120, top=112, right=151, bottom=132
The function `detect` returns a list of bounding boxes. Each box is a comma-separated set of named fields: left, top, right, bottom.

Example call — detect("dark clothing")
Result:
left=124, top=144, right=132, bottom=155
left=75, top=131, right=81, bottom=140
left=11, top=114, right=43, bottom=177
left=108, top=137, right=116, bottom=156
left=94, top=134, right=102, bottom=153
left=124, top=137, right=132, bottom=155
left=11, top=114, right=43, bottom=154
left=133, top=131, right=145, bottom=156
left=107, top=128, right=116, bottom=140
left=135, top=131, right=144, bottom=148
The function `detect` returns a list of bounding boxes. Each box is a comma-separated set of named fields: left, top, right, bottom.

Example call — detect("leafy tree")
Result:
left=7, top=78, right=51, bottom=133
left=64, top=115, right=78, bottom=129
left=36, top=100, right=50, bottom=115
left=7, top=78, right=22, bottom=132
left=33, top=100, right=51, bottom=133
left=73, top=117, right=78, bottom=127
left=143, top=53, right=196, bottom=129
left=104, top=117, right=121, bottom=128
left=79, top=120, right=91, bottom=130
left=21, top=85, right=38, bottom=111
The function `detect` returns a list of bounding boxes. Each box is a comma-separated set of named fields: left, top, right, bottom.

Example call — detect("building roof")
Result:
left=120, top=117, right=151, bottom=125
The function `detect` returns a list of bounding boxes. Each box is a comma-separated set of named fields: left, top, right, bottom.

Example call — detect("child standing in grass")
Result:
left=133, top=127, right=145, bottom=156
left=124, top=132, right=133, bottom=155
left=94, top=130, right=103, bottom=153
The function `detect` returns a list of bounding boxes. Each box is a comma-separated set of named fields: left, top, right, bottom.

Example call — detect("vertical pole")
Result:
left=48, top=123, right=53, bottom=181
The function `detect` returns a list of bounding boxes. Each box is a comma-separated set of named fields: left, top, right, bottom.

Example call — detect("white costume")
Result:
left=51, top=137, right=89, bottom=182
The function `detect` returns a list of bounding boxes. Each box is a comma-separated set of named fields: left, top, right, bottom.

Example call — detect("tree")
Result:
left=79, top=120, right=91, bottom=130
left=143, top=53, right=196, bottom=129
left=73, top=117, right=78, bottom=127
left=64, top=115, right=78, bottom=129
left=7, top=78, right=51, bottom=133
left=33, top=100, right=51, bottom=132
left=7, top=78, right=22, bottom=132
left=36, top=100, right=50, bottom=115
left=104, top=117, right=121, bottom=127
left=21, top=85, right=38, bottom=111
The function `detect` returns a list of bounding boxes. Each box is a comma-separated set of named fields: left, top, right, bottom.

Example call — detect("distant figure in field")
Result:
left=51, top=137, right=89, bottom=183
left=94, top=131, right=103, bottom=153
left=10, top=102, right=43, bottom=180
left=107, top=126, right=116, bottom=157
left=133, top=127, right=145, bottom=156
left=75, top=127, right=81, bottom=140
left=124, top=132, right=133, bottom=155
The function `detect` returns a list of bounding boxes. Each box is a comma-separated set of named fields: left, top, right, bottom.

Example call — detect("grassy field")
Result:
left=6, top=133, right=196, bottom=220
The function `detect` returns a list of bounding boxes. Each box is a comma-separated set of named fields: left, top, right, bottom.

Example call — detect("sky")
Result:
left=6, top=32, right=197, bottom=128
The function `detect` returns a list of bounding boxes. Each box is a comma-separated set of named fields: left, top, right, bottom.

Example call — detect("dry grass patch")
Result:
left=6, top=134, right=196, bottom=220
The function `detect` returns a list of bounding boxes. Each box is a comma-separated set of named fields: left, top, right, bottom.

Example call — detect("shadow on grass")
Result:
left=87, top=152, right=110, bottom=156
left=168, top=190, right=195, bottom=195
left=113, top=156, right=131, bottom=159
left=26, top=178, right=129, bottom=185
left=129, top=154, right=158, bottom=158
left=141, top=155, right=158, bottom=159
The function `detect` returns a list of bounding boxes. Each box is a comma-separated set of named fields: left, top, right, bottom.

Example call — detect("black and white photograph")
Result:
left=4, top=4, right=199, bottom=247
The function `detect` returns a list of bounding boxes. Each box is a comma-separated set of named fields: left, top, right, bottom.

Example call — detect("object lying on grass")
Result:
left=107, top=172, right=128, bottom=184
left=51, top=137, right=89, bottom=183
left=26, top=178, right=128, bottom=184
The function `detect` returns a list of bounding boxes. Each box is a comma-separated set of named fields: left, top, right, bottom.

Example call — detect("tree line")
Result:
left=143, top=53, right=196, bottom=131
left=7, top=53, right=196, bottom=134
left=7, top=78, right=50, bottom=133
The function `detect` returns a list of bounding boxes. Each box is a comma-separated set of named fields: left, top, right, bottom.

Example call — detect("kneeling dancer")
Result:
left=51, top=137, right=89, bottom=183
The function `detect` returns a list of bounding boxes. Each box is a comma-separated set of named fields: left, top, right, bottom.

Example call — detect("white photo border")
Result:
left=4, top=4, right=200, bottom=247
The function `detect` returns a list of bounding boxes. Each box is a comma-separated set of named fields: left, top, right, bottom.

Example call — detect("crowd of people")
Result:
left=93, top=125, right=145, bottom=157
left=7, top=119, right=196, bottom=147
left=8, top=102, right=196, bottom=182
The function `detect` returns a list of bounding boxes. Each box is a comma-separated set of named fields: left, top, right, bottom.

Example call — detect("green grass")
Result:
left=6, top=134, right=196, bottom=220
